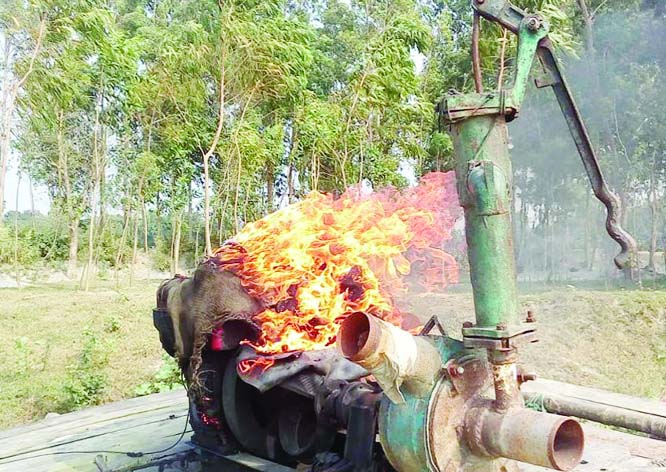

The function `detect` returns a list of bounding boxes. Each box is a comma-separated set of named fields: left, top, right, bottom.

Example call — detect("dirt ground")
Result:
left=1, top=279, right=664, bottom=429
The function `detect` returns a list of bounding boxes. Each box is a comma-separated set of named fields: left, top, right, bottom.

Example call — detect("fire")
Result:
left=211, top=172, right=461, bottom=356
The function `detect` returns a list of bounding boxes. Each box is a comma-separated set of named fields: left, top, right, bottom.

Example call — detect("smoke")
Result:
left=507, top=5, right=666, bottom=282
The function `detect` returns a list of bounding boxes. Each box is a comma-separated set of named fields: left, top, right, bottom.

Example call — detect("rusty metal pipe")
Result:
left=465, top=406, right=584, bottom=470
left=337, top=312, right=442, bottom=404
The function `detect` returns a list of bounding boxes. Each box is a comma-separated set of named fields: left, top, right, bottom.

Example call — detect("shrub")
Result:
left=61, top=329, right=109, bottom=410
left=134, top=354, right=182, bottom=396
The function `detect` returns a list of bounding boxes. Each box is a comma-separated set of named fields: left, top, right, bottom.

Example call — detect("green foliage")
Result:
left=14, top=337, right=33, bottom=374
left=61, top=329, right=109, bottom=409
left=1, top=0, right=664, bottom=281
left=134, top=354, right=182, bottom=396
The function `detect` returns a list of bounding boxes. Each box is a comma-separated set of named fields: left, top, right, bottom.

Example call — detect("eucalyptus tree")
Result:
left=293, top=0, right=433, bottom=193
left=0, top=0, right=47, bottom=222
left=17, top=2, right=94, bottom=277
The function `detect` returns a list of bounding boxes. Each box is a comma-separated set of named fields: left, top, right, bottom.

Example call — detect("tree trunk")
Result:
left=142, top=199, right=148, bottom=253
left=266, top=162, right=274, bottom=214
left=201, top=56, right=227, bottom=257
left=130, top=211, right=139, bottom=286
left=173, top=210, right=182, bottom=275
left=648, top=155, right=658, bottom=272
left=0, top=38, right=15, bottom=223
left=0, top=20, right=45, bottom=224
left=576, top=0, right=595, bottom=53
left=584, top=192, right=591, bottom=269
left=0, top=41, right=13, bottom=222
left=14, top=172, right=21, bottom=287
left=67, top=216, right=79, bottom=278
left=28, top=174, right=35, bottom=228
left=114, top=206, right=130, bottom=287
left=169, top=209, right=176, bottom=275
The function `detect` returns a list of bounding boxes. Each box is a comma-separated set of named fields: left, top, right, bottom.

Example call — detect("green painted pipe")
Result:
left=450, top=114, right=519, bottom=328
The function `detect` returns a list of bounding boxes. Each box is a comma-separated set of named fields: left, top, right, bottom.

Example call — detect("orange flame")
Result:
left=212, top=172, right=460, bottom=355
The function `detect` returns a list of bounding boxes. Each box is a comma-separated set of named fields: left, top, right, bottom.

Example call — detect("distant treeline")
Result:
left=0, top=0, right=664, bottom=286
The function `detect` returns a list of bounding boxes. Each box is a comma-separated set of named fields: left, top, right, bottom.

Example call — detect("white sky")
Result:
left=4, top=155, right=50, bottom=214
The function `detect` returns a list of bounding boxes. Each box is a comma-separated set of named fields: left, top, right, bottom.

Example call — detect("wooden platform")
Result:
left=1, top=386, right=665, bottom=471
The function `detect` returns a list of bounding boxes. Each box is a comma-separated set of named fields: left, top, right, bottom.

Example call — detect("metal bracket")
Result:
left=462, top=324, right=538, bottom=351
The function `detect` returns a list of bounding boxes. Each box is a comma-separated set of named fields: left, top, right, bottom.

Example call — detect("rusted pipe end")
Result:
left=338, top=312, right=443, bottom=403
left=548, top=418, right=585, bottom=471
left=338, top=312, right=381, bottom=362
left=465, top=406, right=584, bottom=471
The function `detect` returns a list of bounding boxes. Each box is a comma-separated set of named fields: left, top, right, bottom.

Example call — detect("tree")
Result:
left=0, top=0, right=46, bottom=222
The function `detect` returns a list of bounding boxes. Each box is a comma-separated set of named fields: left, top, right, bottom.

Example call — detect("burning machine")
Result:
left=155, top=1, right=638, bottom=471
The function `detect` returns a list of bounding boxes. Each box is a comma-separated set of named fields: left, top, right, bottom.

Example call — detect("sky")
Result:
left=4, top=154, right=50, bottom=214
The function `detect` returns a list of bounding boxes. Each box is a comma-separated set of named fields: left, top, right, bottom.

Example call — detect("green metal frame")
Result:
left=439, top=18, right=547, bottom=333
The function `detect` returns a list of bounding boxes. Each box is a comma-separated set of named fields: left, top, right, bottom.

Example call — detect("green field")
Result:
left=1, top=281, right=665, bottom=429
left=0, top=280, right=165, bottom=429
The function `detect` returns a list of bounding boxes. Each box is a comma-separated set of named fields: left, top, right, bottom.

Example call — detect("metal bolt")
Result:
left=496, top=322, right=507, bottom=331
left=462, top=321, right=473, bottom=328
left=526, top=16, right=541, bottom=32
left=517, top=372, right=537, bottom=383
left=526, top=310, right=536, bottom=323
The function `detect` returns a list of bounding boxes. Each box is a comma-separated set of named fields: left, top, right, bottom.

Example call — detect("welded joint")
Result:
left=466, top=160, right=510, bottom=216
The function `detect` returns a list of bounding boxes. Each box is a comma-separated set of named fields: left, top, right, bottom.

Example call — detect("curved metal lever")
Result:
left=535, top=38, right=637, bottom=269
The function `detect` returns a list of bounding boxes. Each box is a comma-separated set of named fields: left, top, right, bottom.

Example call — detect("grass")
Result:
left=401, top=284, right=666, bottom=399
left=0, top=279, right=664, bottom=429
left=0, top=279, right=165, bottom=429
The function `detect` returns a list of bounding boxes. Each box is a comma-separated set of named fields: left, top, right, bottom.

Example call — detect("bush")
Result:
left=0, top=225, right=41, bottom=266
left=134, top=354, right=182, bottom=396
left=61, top=329, right=109, bottom=410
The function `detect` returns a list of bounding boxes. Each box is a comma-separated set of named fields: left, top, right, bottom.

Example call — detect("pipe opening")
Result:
left=550, top=419, right=584, bottom=470
left=339, top=312, right=371, bottom=359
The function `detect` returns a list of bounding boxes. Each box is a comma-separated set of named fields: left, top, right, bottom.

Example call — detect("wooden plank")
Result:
left=0, top=389, right=186, bottom=443
left=0, top=393, right=188, bottom=460
left=0, top=391, right=190, bottom=471
left=2, top=386, right=666, bottom=471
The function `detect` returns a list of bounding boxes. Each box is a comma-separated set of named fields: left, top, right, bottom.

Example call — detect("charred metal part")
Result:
left=337, top=312, right=443, bottom=403
left=221, top=355, right=291, bottom=463
left=464, top=405, right=584, bottom=470
left=343, top=396, right=379, bottom=469
left=316, top=380, right=381, bottom=429
left=278, top=398, right=318, bottom=458
left=419, top=315, right=446, bottom=336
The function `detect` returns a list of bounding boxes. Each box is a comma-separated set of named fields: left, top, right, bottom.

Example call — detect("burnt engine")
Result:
left=153, top=264, right=391, bottom=471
